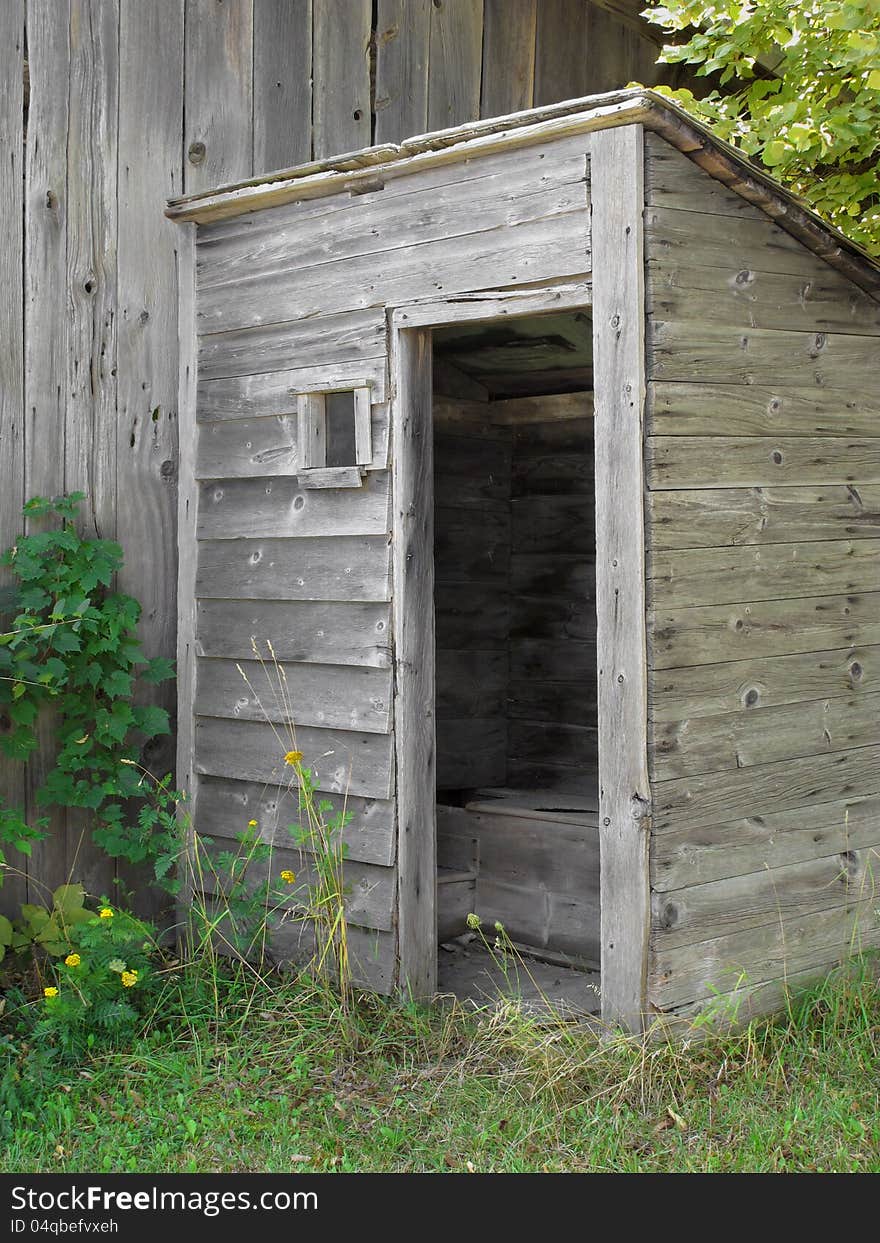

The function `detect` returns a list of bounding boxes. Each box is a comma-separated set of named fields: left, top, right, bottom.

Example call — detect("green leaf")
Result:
left=867, top=68, right=880, bottom=90
left=0, top=914, right=13, bottom=947
left=762, top=139, right=788, bottom=165
left=52, top=883, right=86, bottom=918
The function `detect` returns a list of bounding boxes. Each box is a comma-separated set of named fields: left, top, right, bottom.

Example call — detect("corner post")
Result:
left=391, top=325, right=437, bottom=1001
left=591, top=125, right=652, bottom=1031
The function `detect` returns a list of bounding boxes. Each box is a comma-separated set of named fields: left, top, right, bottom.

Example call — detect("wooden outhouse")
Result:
left=168, top=89, right=880, bottom=1031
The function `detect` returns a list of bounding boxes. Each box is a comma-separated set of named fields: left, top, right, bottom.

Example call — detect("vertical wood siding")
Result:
left=643, top=134, right=880, bottom=1023
left=1, top=0, right=675, bottom=914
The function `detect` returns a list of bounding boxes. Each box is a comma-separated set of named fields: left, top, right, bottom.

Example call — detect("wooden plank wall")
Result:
left=0, top=0, right=673, bottom=918
left=643, top=134, right=880, bottom=1024
left=190, top=135, right=591, bottom=990
left=508, top=413, right=597, bottom=788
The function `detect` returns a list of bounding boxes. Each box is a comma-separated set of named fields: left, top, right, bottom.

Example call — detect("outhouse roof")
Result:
left=166, top=87, right=880, bottom=302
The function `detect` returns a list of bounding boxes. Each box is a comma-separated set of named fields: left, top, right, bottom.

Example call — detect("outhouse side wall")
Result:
left=186, top=135, right=592, bottom=992
left=643, top=134, right=880, bottom=1022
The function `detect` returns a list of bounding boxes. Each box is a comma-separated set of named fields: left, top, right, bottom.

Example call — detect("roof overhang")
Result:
left=166, top=87, right=880, bottom=303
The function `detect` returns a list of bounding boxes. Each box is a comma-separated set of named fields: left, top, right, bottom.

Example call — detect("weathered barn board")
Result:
left=652, top=745, right=880, bottom=834
left=195, top=658, right=392, bottom=733
left=648, top=321, right=880, bottom=388
left=652, top=849, right=877, bottom=950
left=648, top=485, right=880, bottom=548
left=196, top=599, right=392, bottom=668
left=652, top=795, right=880, bottom=893
left=196, top=774, right=395, bottom=867
left=312, top=0, right=371, bottom=159
left=650, top=592, right=880, bottom=670
left=196, top=472, right=391, bottom=539
left=652, top=690, right=880, bottom=781
left=647, top=439, right=880, bottom=490
left=0, top=0, right=26, bottom=907
left=195, top=536, right=392, bottom=601
left=428, top=0, right=483, bottom=131
left=253, top=0, right=312, bottom=172
left=197, top=308, right=387, bottom=382
left=649, top=539, right=880, bottom=610
left=374, top=0, right=431, bottom=144
left=184, top=0, right=253, bottom=193
left=650, top=645, right=876, bottom=722
left=197, top=360, right=389, bottom=419
left=645, top=206, right=832, bottom=280
left=650, top=900, right=880, bottom=1010
left=195, top=717, right=394, bottom=801
left=480, top=0, right=537, bottom=117
left=647, top=381, right=880, bottom=438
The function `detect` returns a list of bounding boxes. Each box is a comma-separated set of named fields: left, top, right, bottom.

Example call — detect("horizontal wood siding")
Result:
left=643, top=134, right=880, bottom=1018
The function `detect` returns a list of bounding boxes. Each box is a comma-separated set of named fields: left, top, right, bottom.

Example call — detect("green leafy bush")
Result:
left=644, top=0, right=880, bottom=255
left=0, top=493, right=175, bottom=883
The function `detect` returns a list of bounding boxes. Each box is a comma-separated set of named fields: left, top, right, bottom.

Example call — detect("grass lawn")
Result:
left=3, top=957, right=879, bottom=1173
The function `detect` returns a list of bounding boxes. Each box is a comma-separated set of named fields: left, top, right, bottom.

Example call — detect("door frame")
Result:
left=389, top=280, right=595, bottom=1002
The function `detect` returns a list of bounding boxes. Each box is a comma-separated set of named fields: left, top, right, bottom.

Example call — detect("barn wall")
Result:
left=643, top=133, right=880, bottom=1022
left=0, top=0, right=674, bottom=914
left=187, top=134, right=592, bottom=990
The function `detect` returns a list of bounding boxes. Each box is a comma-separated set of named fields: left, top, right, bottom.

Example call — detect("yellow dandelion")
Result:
left=120, top=970, right=138, bottom=988
left=64, top=953, right=81, bottom=968
left=280, top=869, right=296, bottom=884
left=284, top=750, right=304, bottom=766
left=99, top=907, right=113, bottom=919
left=44, top=986, right=59, bottom=998
left=247, top=819, right=258, bottom=828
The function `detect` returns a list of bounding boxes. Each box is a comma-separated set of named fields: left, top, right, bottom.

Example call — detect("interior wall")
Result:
left=507, top=415, right=597, bottom=790
left=434, top=417, right=513, bottom=789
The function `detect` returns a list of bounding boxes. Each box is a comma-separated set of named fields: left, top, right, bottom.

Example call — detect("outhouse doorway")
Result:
left=391, top=295, right=605, bottom=1014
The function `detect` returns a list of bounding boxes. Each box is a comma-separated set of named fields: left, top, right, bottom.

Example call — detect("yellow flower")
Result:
left=99, top=907, right=113, bottom=919
left=280, top=869, right=296, bottom=884
left=44, top=986, right=59, bottom=998
left=284, top=750, right=304, bottom=766
left=64, top=953, right=81, bottom=968
left=120, top=970, right=138, bottom=988
left=247, top=819, right=258, bottom=828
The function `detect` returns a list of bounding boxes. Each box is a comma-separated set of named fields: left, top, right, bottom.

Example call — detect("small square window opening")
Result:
left=296, top=385, right=372, bottom=487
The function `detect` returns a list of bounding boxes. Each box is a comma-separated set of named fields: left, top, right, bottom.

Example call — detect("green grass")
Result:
left=3, top=957, right=879, bottom=1173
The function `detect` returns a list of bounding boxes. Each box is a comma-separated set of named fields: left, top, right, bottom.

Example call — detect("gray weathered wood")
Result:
left=648, top=484, right=880, bottom=547
left=645, top=205, right=829, bottom=281
left=253, top=0, right=312, bottom=173
left=199, top=839, right=396, bottom=932
left=508, top=678, right=597, bottom=726
left=196, top=472, right=390, bottom=539
left=312, top=0, right=371, bottom=159
left=650, top=592, right=880, bottom=671
left=197, top=307, right=387, bottom=381
left=653, top=847, right=879, bottom=950
left=183, top=0, right=253, bottom=193
left=653, top=795, right=880, bottom=892
left=65, top=0, right=118, bottom=544
left=436, top=719, right=507, bottom=788
left=115, top=0, right=184, bottom=916
left=195, top=775, right=396, bottom=867
left=195, top=717, right=394, bottom=800
left=436, top=650, right=507, bottom=718
left=644, top=132, right=765, bottom=220
left=648, top=438, right=880, bottom=490
left=176, top=223, right=200, bottom=915
left=653, top=744, right=880, bottom=833
left=649, top=539, right=880, bottom=610
left=195, top=599, right=391, bottom=668
left=647, top=262, right=880, bottom=337
left=480, top=0, right=537, bottom=117
left=195, top=658, right=392, bottom=734
left=591, top=124, right=651, bottom=1031
left=650, top=645, right=877, bottom=722
left=648, top=321, right=879, bottom=389
left=652, top=690, right=880, bottom=781
left=428, top=0, right=483, bottom=131
left=508, top=721, right=598, bottom=768
left=0, top=0, right=26, bottom=908
left=534, top=0, right=590, bottom=106
left=647, top=381, right=880, bottom=438
left=650, top=898, right=880, bottom=1010
left=392, top=328, right=436, bottom=999
left=374, top=0, right=431, bottom=144
left=195, top=536, right=392, bottom=601
left=197, top=360, right=388, bottom=420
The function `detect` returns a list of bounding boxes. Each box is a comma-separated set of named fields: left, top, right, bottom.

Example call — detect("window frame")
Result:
left=296, top=383, right=373, bottom=487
